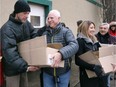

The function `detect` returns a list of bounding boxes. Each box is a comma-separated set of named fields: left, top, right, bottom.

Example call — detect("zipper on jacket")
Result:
left=51, top=35, right=58, bottom=87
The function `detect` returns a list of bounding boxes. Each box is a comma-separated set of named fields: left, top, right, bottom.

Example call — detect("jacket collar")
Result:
left=97, top=32, right=110, bottom=37
left=9, top=13, right=23, bottom=25
left=77, top=33, right=97, bottom=44
left=46, top=23, right=62, bottom=34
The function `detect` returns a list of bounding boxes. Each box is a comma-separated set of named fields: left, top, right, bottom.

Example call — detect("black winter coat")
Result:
left=1, top=14, right=38, bottom=76
left=96, top=32, right=116, bottom=44
left=95, top=32, right=110, bottom=44
left=75, top=33, right=109, bottom=87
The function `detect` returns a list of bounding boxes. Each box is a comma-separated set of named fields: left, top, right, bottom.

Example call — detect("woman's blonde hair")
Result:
left=78, top=21, right=97, bottom=42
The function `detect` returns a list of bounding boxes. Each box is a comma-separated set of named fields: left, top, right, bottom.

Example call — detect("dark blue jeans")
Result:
left=100, top=74, right=111, bottom=87
left=43, top=70, right=71, bottom=87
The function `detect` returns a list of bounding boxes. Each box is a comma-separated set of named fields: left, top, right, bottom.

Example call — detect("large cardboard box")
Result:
left=99, top=45, right=116, bottom=73
left=79, top=45, right=116, bottom=78
left=18, top=35, right=64, bottom=67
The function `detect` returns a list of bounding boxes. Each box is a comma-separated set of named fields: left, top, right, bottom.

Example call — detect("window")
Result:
left=31, top=16, right=40, bottom=28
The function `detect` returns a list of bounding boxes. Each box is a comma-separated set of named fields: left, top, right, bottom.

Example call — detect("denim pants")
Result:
left=100, top=74, right=111, bottom=87
left=43, top=70, right=71, bottom=87
left=105, top=74, right=111, bottom=87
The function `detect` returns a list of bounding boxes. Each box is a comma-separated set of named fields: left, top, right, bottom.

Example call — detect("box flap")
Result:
left=100, top=44, right=114, bottom=47
left=79, top=51, right=100, bottom=65
left=47, top=43, right=63, bottom=49
left=85, top=70, right=97, bottom=78
left=18, top=35, right=47, bottom=51
left=99, top=55, right=116, bottom=73
left=99, top=45, right=115, bottom=57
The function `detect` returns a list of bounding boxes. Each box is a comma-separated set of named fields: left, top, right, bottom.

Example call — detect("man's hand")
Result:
left=51, top=52, right=62, bottom=68
left=27, top=66, right=40, bottom=72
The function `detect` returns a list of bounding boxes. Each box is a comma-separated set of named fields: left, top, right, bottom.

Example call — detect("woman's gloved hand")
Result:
left=93, top=65, right=105, bottom=77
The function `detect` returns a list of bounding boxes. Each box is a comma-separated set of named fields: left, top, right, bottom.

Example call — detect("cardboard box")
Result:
left=79, top=45, right=116, bottom=78
left=99, top=45, right=116, bottom=73
left=18, top=35, right=64, bottom=67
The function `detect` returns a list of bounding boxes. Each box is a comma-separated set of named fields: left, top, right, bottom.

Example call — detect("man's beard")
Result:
left=17, top=16, right=27, bottom=23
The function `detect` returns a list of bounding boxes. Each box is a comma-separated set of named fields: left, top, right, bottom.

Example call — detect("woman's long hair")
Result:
left=77, top=20, right=97, bottom=42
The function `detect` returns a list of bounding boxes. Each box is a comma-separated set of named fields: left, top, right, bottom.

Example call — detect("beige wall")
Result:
left=0, top=0, right=1, bottom=26
left=52, top=0, right=103, bottom=36
left=0, top=0, right=17, bottom=27
left=0, top=0, right=103, bottom=36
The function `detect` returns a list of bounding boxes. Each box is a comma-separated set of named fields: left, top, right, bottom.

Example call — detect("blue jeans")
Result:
left=101, top=74, right=111, bottom=87
left=43, top=70, right=71, bottom=87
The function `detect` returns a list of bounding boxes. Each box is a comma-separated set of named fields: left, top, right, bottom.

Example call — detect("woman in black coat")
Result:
left=75, top=21, right=110, bottom=87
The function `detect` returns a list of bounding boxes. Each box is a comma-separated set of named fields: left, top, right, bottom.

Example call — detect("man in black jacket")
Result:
left=95, top=23, right=112, bottom=44
left=95, top=23, right=112, bottom=87
left=1, top=1, right=41, bottom=87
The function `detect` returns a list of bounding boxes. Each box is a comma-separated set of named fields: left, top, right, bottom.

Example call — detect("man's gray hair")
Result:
left=49, top=9, right=61, bottom=17
left=100, top=23, right=109, bottom=29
